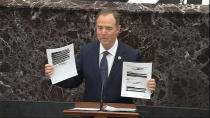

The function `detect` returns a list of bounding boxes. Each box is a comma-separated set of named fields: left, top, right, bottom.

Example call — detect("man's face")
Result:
left=96, top=13, right=120, bottom=50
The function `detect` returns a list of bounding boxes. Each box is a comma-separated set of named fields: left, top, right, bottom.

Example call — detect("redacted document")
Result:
left=46, top=44, right=78, bottom=84
left=121, top=62, right=152, bottom=99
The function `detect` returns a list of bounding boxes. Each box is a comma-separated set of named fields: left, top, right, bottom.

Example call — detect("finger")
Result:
left=148, top=84, right=156, bottom=90
left=148, top=85, right=156, bottom=90
left=45, top=66, right=53, bottom=70
left=45, top=64, right=53, bottom=67
left=147, top=82, right=156, bottom=86
left=148, top=79, right=155, bottom=82
left=148, top=83, right=156, bottom=87
left=149, top=88, right=155, bottom=91
left=147, top=80, right=156, bottom=84
left=45, top=65, right=54, bottom=73
left=45, top=71, right=53, bottom=77
left=45, top=70, right=53, bottom=75
left=147, top=82, right=156, bottom=91
left=45, top=64, right=53, bottom=69
left=45, top=68, right=53, bottom=72
left=45, top=69, right=53, bottom=77
left=48, top=71, right=53, bottom=76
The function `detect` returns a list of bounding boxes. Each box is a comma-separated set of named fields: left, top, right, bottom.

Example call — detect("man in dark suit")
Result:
left=45, top=9, right=156, bottom=103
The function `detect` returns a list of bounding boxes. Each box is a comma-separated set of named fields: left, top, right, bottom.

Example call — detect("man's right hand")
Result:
left=45, top=64, right=54, bottom=77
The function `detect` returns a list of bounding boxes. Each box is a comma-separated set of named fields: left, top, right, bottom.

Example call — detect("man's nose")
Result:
left=102, top=29, right=107, bottom=34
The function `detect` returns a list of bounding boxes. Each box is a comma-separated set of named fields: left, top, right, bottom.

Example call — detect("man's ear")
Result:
left=117, top=25, right=121, bottom=33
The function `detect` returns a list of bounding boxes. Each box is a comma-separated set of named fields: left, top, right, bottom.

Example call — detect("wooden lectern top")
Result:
left=63, top=102, right=139, bottom=118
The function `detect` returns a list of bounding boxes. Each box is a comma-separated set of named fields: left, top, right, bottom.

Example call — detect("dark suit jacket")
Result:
left=57, top=40, right=141, bottom=103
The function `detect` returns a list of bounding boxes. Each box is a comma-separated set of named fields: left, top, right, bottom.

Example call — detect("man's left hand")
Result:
left=147, top=79, right=156, bottom=92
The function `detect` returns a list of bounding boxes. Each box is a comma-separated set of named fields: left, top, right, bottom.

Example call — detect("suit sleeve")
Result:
left=55, top=46, right=84, bottom=88
left=137, top=52, right=142, bottom=62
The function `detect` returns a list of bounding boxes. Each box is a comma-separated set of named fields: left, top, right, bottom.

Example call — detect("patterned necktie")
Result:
left=100, top=51, right=109, bottom=82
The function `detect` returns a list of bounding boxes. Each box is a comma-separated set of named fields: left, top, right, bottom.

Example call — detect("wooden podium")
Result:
left=63, top=102, right=139, bottom=118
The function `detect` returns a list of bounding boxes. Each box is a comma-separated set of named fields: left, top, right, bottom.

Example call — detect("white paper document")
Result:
left=202, top=0, right=209, bottom=5
left=46, top=44, right=78, bottom=84
left=72, top=107, right=100, bottom=111
left=121, top=62, right=152, bottom=99
left=104, top=105, right=136, bottom=112
left=71, top=106, right=136, bottom=112
left=128, top=0, right=158, bottom=4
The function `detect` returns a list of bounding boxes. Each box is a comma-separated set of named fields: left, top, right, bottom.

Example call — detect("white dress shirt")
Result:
left=99, top=39, right=118, bottom=77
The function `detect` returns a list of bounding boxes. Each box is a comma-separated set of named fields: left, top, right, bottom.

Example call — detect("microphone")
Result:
left=99, top=78, right=105, bottom=111
left=99, top=51, right=109, bottom=111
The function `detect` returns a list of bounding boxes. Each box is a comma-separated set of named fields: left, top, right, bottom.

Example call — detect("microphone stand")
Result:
left=99, top=78, right=105, bottom=111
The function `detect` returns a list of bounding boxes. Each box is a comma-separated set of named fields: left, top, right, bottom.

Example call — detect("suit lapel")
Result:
left=106, top=42, right=124, bottom=87
left=92, top=41, right=102, bottom=88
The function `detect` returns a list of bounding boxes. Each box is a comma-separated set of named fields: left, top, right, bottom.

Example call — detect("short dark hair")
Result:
left=96, top=9, right=120, bottom=27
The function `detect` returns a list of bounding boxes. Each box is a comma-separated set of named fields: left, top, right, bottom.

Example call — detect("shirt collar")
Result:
left=100, top=39, right=118, bottom=56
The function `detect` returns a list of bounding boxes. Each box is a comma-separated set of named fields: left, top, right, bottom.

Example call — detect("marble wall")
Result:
left=0, top=0, right=209, bottom=108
